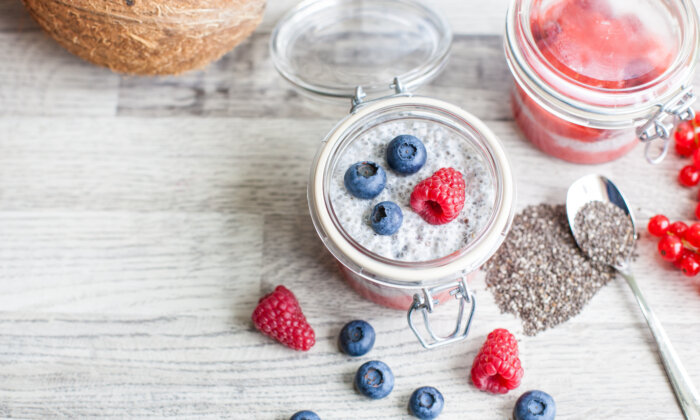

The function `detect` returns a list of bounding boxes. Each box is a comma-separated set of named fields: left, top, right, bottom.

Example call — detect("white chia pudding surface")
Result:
left=330, top=119, right=496, bottom=262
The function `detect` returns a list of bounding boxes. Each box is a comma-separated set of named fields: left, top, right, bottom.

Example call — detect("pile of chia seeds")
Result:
left=484, top=202, right=635, bottom=336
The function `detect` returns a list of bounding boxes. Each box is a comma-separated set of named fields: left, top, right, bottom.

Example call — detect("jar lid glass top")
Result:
left=270, top=0, right=452, bottom=99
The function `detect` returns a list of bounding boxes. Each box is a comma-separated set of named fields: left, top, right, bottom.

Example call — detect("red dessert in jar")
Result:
left=507, top=0, right=692, bottom=164
left=532, top=0, right=673, bottom=90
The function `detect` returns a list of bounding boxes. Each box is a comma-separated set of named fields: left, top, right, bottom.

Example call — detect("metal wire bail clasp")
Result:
left=637, top=85, right=696, bottom=164
left=407, top=277, right=476, bottom=349
left=350, top=77, right=410, bottom=113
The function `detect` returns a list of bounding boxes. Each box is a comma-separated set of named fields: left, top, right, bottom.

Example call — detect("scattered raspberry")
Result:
left=252, top=285, right=315, bottom=351
left=410, top=167, right=466, bottom=225
left=471, top=328, right=524, bottom=394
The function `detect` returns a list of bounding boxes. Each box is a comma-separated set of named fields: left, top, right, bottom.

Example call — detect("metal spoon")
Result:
left=566, top=174, right=700, bottom=420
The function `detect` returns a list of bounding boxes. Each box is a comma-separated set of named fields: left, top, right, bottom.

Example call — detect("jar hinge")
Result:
left=407, top=276, right=476, bottom=349
left=637, top=85, right=696, bottom=164
left=350, top=77, right=413, bottom=113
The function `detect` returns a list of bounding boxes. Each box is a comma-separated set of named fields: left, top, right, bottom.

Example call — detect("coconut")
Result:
left=21, top=0, right=266, bottom=75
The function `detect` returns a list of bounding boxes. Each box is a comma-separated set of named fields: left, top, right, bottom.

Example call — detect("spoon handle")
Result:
left=619, top=270, right=700, bottom=420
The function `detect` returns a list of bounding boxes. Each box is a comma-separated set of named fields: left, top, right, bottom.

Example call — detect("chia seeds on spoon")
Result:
left=484, top=203, right=635, bottom=336
left=574, top=201, right=636, bottom=267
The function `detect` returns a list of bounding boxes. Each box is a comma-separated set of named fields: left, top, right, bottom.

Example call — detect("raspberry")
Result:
left=410, top=168, right=466, bottom=225
left=252, top=285, right=315, bottom=351
left=471, top=328, right=524, bottom=394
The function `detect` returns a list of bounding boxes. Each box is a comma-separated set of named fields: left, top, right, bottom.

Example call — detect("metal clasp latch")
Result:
left=637, top=85, right=696, bottom=164
left=407, top=277, right=476, bottom=349
left=350, top=77, right=411, bottom=113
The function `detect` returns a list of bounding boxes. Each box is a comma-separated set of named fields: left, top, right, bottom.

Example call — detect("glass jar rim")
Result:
left=270, top=0, right=452, bottom=99
left=307, top=96, right=515, bottom=288
left=504, top=0, right=700, bottom=129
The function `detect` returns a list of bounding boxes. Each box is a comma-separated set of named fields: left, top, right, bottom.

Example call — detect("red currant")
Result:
left=674, top=249, right=693, bottom=269
left=679, top=165, right=700, bottom=187
left=658, top=236, right=683, bottom=261
left=648, top=215, right=670, bottom=237
left=669, top=221, right=689, bottom=237
left=692, top=148, right=700, bottom=169
left=675, top=121, right=696, bottom=156
left=684, top=223, right=700, bottom=248
left=680, top=253, right=700, bottom=277
left=694, top=113, right=700, bottom=126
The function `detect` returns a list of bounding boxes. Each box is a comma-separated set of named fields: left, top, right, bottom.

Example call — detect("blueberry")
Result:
left=338, top=320, right=376, bottom=356
left=386, top=135, right=427, bottom=175
left=409, top=386, right=444, bottom=419
left=344, top=161, right=387, bottom=199
left=513, top=390, right=556, bottom=420
left=370, top=201, right=403, bottom=235
left=290, top=410, right=320, bottom=420
left=354, top=360, right=394, bottom=399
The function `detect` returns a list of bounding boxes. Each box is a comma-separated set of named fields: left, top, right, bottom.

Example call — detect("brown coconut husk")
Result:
left=21, top=0, right=266, bottom=75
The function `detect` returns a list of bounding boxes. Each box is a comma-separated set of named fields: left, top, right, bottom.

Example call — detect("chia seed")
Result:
left=574, top=201, right=635, bottom=267
left=484, top=203, right=635, bottom=336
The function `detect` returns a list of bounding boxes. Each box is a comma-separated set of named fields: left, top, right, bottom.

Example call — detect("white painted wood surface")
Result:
left=1, top=0, right=700, bottom=418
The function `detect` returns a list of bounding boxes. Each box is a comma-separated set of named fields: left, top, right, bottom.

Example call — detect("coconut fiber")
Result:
left=21, top=0, right=266, bottom=75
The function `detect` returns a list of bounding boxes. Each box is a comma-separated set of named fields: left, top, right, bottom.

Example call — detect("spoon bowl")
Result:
left=566, top=174, right=700, bottom=420
left=566, top=174, right=637, bottom=270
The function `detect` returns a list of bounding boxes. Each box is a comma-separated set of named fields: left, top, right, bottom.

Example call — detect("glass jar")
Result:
left=505, top=0, right=699, bottom=164
left=271, top=0, right=516, bottom=348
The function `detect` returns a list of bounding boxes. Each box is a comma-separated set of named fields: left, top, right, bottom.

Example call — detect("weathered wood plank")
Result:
left=115, top=35, right=510, bottom=120
left=1, top=0, right=700, bottom=418
left=0, top=212, right=263, bottom=315
left=0, top=32, right=119, bottom=116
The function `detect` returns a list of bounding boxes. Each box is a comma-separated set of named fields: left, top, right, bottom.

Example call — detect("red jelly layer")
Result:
left=512, top=85, right=638, bottom=164
left=531, top=0, right=674, bottom=89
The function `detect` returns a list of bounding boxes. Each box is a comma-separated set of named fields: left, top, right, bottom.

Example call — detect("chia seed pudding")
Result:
left=330, top=119, right=496, bottom=262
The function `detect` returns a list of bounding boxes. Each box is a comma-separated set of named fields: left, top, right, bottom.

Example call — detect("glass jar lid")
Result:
left=270, top=0, right=452, bottom=99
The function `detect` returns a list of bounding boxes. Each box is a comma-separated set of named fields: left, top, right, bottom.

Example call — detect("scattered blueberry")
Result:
left=386, top=135, right=427, bottom=175
left=409, top=386, right=444, bottom=419
left=339, top=320, right=376, bottom=356
left=354, top=360, right=394, bottom=399
left=513, top=390, right=556, bottom=420
left=290, top=410, right=320, bottom=420
left=344, top=161, right=387, bottom=199
left=370, top=201, right=403, bottom=235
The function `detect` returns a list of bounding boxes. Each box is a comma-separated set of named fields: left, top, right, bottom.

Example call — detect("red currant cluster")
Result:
left=672, top=116, right=700, bottom=218
left=648, top=215, right=700, bottom=276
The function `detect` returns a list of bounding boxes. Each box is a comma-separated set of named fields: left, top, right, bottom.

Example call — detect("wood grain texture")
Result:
left=1, top=0, right=700, bottom=418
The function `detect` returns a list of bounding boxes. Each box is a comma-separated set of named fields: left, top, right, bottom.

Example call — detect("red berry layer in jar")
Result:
left=532, top=0, right=673, bottom=89
left=512, top=84, right=638, bottom=164
left=514, top=0, right=677, bottom=164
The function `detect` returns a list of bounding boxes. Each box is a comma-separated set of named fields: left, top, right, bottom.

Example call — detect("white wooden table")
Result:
left=2, top=1, right=700, bottom=418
